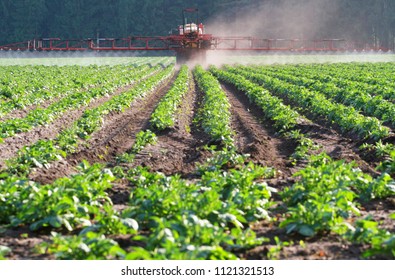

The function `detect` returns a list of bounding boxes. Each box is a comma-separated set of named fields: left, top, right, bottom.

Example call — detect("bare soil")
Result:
left=222, top=82, right=295, bottom=177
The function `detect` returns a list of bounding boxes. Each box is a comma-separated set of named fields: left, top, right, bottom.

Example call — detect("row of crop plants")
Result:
left=258, top=63, right=395, bottom=102
left=119, top=64, right=235, bottom=161
left=116, top=65, right=191, bottom=163
left=0, top=65, right=132, bottom=117
left=1, top=63, right=394, bottom=260
left=241, top=65, right=395, bottom=127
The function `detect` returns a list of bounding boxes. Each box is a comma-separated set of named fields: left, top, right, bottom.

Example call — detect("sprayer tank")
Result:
left=179, top=23, right=204, bottom=35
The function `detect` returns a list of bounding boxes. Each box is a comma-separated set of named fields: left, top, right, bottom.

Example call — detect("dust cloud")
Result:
left=205, top=0, right=340, bottom=39
left=202, top=0, right=394, bottom=66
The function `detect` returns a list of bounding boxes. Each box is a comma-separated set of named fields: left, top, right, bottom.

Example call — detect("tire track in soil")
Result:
left=130, top=73, right=213, bottom=177
left=0, top=83, right=139, bottom=171
left=28, top=71, right=177, bottom=184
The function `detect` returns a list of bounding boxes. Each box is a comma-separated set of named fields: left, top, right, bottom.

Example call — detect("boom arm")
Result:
left=0, top=36, right=387, bottom=52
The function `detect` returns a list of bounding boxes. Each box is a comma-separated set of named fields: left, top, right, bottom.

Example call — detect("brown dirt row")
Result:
left=130, top=73, right=213, bottom=177
left=221, top=82, right=295, bottom=178
left=297, top=123, right=379, bottom=174
left=221, top=81, right=377, bottom=174
left=0, top=227, right=53, bottom=260
left=0, top=82, right=140, bottom=171
left=0, top=103, right=41, bottom=123
left=245, top=225, right=368, bottom=260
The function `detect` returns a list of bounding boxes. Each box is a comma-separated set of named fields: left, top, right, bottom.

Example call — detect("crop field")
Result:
left=0, top=56, right=394, bottom=260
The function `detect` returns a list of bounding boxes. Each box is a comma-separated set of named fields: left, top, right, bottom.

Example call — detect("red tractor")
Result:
left=173, top=8, right=213, bottom=64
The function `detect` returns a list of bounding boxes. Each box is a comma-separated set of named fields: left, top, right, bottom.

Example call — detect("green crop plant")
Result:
left=151, top=65, right=190, bottom=130
left=194, top=65, right=234, bottom=148
left=0, top=161, right=114, bottom=231
left=280, top=153, right=395, bottom=237
left=37, top=232, right=126, bottom=260
left=131, top=130, right=158, bottom=154
left=344, top=215, right=395, bottom=259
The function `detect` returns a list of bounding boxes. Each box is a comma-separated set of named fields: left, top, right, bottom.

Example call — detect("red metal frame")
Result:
left=0, top=35, right=389, bottom=52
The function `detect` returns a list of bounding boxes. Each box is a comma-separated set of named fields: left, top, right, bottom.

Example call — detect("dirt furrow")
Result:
left=259, top=85, right=389, bottom=173
left=131, top=74, right=212, bottom=176
left=221, top=82, right=294, bottom=177
left=0, top=103, right=40, bottom=123
left=0, top=227, right=53, bottom=260
left=295, top=122, right=379, bottom=174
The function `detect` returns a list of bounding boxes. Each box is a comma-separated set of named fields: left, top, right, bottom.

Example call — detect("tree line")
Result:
left=1, top=0, right=394, bottom=50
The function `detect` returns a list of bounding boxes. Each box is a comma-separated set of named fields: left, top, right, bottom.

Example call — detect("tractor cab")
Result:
left=179, top=8, right=204, bottom=38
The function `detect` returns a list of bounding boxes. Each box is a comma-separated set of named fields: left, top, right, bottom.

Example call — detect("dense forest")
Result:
left=1, top=0, right=394, bottom=49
